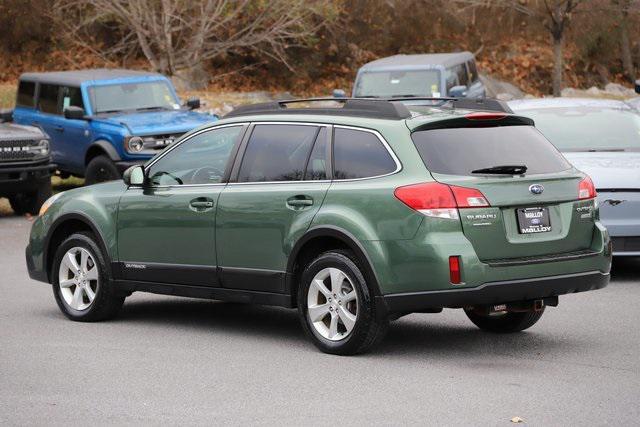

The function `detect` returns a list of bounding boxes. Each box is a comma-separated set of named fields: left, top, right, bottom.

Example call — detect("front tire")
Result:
left=9, top=179, right=52, bottom=215
left=52, top=232, right=125, bottom=321
left=85, top=155, right=120, bottom=185
left=464, top=308, right=545, bottom=333
left=297, top=251, right=388, bottom=355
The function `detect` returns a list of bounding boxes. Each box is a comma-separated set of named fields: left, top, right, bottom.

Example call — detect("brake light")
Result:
left=465, top=112, right=507, bottom=121
left=394, top=182, right=490, bottom=219
left=449, top=256, right=461, bottom=284
left=578, top=176, right=597, bottom=200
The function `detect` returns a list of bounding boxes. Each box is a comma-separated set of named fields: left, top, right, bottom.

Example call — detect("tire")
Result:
left=85, top=155, right=120, bottom=185
left=297, top=250, right=388, bottom=355
left=464, top=308, right=545, bottom=333
left=52, top=232, right=125, bottom=322
left=9, top=179, right=52, bottom=215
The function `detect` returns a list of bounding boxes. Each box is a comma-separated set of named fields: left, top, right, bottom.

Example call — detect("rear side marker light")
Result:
left=449, top=256, right=462, bottom=284
left=394, top=182, right=490, bottom=219
left=578, top=176, right=597, bottom=200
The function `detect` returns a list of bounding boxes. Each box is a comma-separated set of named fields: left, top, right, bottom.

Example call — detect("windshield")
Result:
left=354, top=70, right=441, bottom=97
left=411, top=125, right=571, bottom=176
left=516, top=107, right=640, bottom=152
left=89, top=81, right=180, bottom=114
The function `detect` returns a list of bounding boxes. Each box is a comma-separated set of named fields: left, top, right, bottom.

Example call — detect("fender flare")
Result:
left=287, top=225, right=383, bottom=297
left=86, top=140, right=121, bottom=163
left=44, top=212, right=113, bottom=282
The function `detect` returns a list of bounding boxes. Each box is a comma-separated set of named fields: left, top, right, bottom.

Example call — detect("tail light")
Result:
left=578, top=176, right=597, bottom=200
left=394, top=182, right=490, bottom=219
left=465, top=112, right=507, bottom=121
left=449, top=256, right=462, bottom=284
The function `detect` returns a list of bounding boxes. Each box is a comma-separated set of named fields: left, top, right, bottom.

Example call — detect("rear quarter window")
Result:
left=333, top=128, right=397, bottom=179
left=411, top=125, right=571, bottom=176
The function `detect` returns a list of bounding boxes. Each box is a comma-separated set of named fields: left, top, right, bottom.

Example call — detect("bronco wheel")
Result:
left=298, top=251, right=388, bottom=355
left=52, top=232, right=125, bottom=321
left=9, top=179, right=52, bottom=215
left=85, top=155, right=120, bottom=185
left=464, top=308, right=545, bottom=333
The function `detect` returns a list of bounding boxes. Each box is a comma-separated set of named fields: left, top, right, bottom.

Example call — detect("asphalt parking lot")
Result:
left=1, top=213, right=639, bottom=426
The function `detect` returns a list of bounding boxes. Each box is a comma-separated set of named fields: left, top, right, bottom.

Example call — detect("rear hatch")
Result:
left=410, top=118, right=597, bottom=261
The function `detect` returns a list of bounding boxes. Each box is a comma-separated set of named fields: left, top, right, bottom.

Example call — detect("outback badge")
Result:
left=529, top=184, right=544, bottom=195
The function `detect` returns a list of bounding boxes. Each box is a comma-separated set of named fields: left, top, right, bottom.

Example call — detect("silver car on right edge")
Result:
left=510, top=98, right=640, bottom=256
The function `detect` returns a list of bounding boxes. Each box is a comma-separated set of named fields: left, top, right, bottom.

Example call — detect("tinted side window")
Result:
left=17, top=81, right=36, bottom=107
left=304, top=127, right=328, bottom=180
left=333, top=128, right=396, bottom=179
left=37, top=84, right=61, bottom=114
left=61, top=86, right=84, bottom=112
left=147, top=126, right=243, bottom=186
left=467, top=60, right=479, bottom=83
left=237, top=124, right=319, bottom=182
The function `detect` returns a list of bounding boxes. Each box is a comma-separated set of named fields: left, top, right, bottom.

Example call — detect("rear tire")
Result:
left=52, top=232, right=125, bottom=322
left=85, top=155, right=120, bottom=185
left=297, top=250, right=388, bottom=355
left=464, top=308, right=545, bottom=333
left=9, top=179, right=52, bottom=215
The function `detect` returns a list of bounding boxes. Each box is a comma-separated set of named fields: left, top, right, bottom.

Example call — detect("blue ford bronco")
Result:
left=12, top=69, right=217, bottom=184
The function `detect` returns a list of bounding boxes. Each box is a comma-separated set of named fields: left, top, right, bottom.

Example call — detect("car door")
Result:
left=58, top=85, right=91, bottom=172
left=216, top=123, right=331, bottom=293
left=116, top=124, right=247, bottom=287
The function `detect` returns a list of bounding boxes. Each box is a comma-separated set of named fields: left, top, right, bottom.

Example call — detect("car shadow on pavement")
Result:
left=611, top=257, right=640, bottom=282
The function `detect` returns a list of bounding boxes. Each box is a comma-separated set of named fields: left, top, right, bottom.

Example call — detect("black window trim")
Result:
left=138, top=122, right=249, bottom=189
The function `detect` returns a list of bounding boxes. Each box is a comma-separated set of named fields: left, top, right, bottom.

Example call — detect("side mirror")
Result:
left=332, top=89, right=347, bottom=98
left=449, top=85, right=468, bottom=98
left=64, top=106, right=86, bottom=120
left=635, top=79, right=640, bottom=94
left=123, top=165, right=145, bottom=186
left=186, top=97, right=201, bottom=110
left=0, top=109, right=12, bottom=123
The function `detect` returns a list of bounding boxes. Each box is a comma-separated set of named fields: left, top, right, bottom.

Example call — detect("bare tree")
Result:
left=611, top=0, right=639, bottom=82
left=455, top=0, right=586, bottom=96
left=54, top=0, right=332, bottom=89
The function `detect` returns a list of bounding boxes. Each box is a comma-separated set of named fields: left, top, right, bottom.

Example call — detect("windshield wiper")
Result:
left=135, top=106, right=170, bottom=112
left=472, top=165, right=528, bottom=175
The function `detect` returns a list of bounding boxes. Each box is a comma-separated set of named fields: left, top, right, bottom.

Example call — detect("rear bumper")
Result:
left=379, top=270, right=609, bottom=314
left=610, top=236, right=640, bottom=257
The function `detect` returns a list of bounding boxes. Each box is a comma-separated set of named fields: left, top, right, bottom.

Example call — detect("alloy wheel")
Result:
left=58, top=247, right=100, bottom=311
left=307, top=267, right=358, bottom=341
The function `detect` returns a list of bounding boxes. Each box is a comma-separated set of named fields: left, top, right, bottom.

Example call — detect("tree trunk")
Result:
left=619, top=7, right=635, bottom=82
left=552, top=34, right=563, bottom=97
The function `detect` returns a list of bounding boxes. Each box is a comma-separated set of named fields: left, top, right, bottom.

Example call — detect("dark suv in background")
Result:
left=0, top=110, right=53, bottom=215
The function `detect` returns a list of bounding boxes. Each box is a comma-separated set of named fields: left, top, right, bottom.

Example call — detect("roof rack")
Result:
left=223, top=97, right=513, bottom=120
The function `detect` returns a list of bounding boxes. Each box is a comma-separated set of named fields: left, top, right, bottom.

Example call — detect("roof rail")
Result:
left=224, top=98, right=412, bottom=120
left=223, top=96, right=513, bottom=120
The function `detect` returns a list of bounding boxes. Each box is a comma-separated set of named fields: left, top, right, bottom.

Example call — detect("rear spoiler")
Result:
left=412, top=113, right=534, bottom=132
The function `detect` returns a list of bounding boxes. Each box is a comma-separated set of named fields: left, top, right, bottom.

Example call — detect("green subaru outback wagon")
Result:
left=26, top=98, right=611, bottom=355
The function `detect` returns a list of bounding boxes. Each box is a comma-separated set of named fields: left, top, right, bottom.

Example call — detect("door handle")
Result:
left=189, top=198, right=214, bottom=211
left=286, top=196, right=314, bottom=209
left=53, top=126, right=64, bottom=132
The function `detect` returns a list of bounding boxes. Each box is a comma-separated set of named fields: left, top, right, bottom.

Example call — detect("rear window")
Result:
left=411, top=125, right=571, bottom=176
left=37, top=84, right=60, bottom=114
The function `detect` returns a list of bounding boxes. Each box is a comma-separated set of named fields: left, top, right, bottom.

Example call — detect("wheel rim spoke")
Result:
left=308, top=303, right=330, bottom=322
left=80, top=250, right=89, bottom=273
left=59, top=278, right=75, bottom=288
left=310, top=278, right=331, bottom=299
left=329, top=268, right=345, bottom=294
left=71, top=286, right=84, bottom=309
left=328, top=313, right=339, bottom=339
left=338, top=306, right=356, bottom=333
left=343, top=290, right=356, bottom=303
left=84, top=286, right=96, bottom=302
left=63, top=252, right=80, bottom=273
left=85, top=266, right=99, bottom=281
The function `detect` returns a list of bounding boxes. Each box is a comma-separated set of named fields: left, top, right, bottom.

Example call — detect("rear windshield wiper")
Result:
left=472, top=165, right=528, bottom=175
